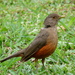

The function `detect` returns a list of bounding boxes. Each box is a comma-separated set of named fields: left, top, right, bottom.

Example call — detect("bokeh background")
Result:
left=0, top=0, right=75, bottom=75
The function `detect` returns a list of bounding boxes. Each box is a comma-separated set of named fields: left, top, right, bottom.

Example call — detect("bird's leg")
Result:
left=42, top=58, right=45, bottom=69
left=35, top=58, right=38, bottom=68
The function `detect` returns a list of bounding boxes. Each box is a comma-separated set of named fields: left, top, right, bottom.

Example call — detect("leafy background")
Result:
left=0, top=0, right=75, bottom=75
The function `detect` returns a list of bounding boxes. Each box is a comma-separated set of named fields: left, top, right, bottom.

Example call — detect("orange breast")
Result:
left=33, top=43, right=57, bottom=59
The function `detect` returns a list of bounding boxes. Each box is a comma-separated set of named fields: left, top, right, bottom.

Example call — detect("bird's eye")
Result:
left=53, top=16, right=56, bottom=19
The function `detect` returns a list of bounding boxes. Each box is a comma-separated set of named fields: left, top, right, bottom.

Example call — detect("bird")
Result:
left=0, top=13, right=64, bottom=67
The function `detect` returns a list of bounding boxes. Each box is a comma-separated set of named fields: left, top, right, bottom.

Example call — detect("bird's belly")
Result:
left=33, top=44, right=57, bottom=59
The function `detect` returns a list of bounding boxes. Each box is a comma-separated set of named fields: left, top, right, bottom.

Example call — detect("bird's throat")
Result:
left=45, top=25, right=51, bottom=28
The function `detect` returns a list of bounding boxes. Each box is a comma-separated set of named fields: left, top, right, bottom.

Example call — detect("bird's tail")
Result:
left=0, top=50, right=24, bottom=63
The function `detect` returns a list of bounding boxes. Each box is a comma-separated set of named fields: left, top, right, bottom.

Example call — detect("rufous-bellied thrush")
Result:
left=0, top=13, right=64, bottom=67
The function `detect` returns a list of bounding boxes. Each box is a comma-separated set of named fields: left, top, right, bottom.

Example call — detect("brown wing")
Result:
left=21, top=29, right=49, bottom=61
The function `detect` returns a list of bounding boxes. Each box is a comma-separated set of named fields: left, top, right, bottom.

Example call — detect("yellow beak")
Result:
left=59, top=15, right=65, bottom=19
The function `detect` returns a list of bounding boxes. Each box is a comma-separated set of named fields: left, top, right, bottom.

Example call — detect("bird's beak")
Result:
left=59, top=15, right=65, bottom=19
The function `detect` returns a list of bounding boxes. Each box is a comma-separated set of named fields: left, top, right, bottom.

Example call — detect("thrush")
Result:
left=0, top=13, right=63, bottom=67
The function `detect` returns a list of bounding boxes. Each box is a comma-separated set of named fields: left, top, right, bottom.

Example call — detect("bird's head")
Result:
left=44, top=13, right=64, bottom=28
